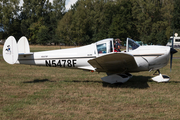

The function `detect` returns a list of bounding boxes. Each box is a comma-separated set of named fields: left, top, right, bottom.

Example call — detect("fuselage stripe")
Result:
left=18, top=56, right=96, bottom=60
left=133, top=54, right=164, bottom=57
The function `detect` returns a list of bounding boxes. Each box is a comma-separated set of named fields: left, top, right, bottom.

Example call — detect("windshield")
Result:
left=126, top=38, right=140, bottom=52
left=128, top=38, right=140, bottom=50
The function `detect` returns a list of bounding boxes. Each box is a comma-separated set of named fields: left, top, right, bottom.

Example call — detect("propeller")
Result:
left=170, top=30, right=178, bottom=71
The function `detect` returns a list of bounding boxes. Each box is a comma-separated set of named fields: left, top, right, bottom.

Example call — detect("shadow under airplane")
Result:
left=102, top=75, right=151, bottom=89
left=22, top=75, right=180, bottom=89
left=63, top=75, right=152, bottom=89
left=23, top=79, right=56, bottom=83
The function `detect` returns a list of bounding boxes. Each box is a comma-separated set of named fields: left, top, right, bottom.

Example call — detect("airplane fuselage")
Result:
left=16, top=43, right=171, bottom=73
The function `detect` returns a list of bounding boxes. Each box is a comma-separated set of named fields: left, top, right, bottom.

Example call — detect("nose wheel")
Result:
left=152, top=69, right=170, bottom=82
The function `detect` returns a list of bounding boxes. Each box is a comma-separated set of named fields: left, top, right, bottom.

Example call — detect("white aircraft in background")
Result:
left=2, top=36, right=177, bottom=84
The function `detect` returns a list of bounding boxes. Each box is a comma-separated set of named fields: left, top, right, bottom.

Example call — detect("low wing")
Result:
left=88, top=53, right=138, bottom=74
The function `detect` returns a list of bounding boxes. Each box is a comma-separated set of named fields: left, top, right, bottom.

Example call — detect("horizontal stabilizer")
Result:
left=19, top=53, right=33, bottom=56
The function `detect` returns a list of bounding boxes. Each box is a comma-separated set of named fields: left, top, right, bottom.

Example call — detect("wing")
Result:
left=88, top=52, right=138, bottom=74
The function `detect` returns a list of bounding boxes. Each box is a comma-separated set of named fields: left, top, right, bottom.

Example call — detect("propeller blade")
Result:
left=172, top=30, right=174, bottom=49
left=170, top=30, right=177, bottom=71
left=170, top=30, right=174, bottom=71
left=170, top=48, right=177, bottom=71
left=171, top=48, right=178, bottom=54
left=170, top=53, right=173, bottom=71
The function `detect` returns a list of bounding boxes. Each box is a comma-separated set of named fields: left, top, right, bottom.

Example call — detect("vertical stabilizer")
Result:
left=18, top=36, right=30, bottom=53
left=3, top=36, right=18, bottom=64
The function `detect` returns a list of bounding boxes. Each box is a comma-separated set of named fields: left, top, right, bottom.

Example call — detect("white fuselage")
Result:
left=129, top=46, right=170, bottom=72
left=17, top=43, right=97, bottom=71
left=16, top=42, right=171, bottom=73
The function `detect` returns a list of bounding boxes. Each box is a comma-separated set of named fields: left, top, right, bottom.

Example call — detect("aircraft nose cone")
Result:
left=170, top=48, right=178, bottom=54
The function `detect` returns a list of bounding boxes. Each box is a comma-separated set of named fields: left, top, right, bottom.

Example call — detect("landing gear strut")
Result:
left=153, top=69, right=160, bottom=75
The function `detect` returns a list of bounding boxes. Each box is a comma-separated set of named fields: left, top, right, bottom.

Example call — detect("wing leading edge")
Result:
left=88, top=53, right=138, bottom=74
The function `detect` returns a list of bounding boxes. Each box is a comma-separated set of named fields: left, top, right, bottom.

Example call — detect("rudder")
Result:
left=18, top=36, right=30, bottom=53
left=3, top=36, right=18, bottom=64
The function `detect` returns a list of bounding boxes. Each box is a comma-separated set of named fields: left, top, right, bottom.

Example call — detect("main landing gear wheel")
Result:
left=152, top=69, right=170, bottom=82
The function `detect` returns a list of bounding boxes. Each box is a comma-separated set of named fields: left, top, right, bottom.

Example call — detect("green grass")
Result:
left=1, top=46, right=180, bottom=119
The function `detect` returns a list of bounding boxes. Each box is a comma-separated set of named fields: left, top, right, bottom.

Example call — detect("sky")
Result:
left=19, top=0, right=78, bottom=10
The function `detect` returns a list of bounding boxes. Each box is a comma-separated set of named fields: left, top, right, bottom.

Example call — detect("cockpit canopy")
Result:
left=95, top=38, right=140, bottom=55
left=126, top=38, right=140, bottom=52
left=96, top=38, right=113, bottom=55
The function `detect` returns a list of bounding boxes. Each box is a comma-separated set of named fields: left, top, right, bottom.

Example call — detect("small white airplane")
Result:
left=2, top=36, right=177, bottom=84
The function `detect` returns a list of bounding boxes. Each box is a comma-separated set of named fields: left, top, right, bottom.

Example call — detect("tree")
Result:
left=70, top=0, right=93, bottom=45
left=56, top=0, right=176, bottom=45
left=131, top=0, right=174, bottom=45
left=28, top=19, right=41, bottom=44
left=20, top=0, right=53, bottom=43
left=37, top=25, right=49, bottom=44
left=172, top=0, right=180, bottom=33
left=109, top=0, right=137, bottom=41
left=0, top=0, right=20, bottom=39
left=56, top=10, right=74, bottom=45
left=49, top=0, right=66, bottom=44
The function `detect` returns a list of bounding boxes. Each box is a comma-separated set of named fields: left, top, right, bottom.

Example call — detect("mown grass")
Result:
left=1, top=45, right=180, bottom=119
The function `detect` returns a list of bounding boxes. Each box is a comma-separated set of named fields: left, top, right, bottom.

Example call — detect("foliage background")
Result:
left=0, top=0, right=179, bottom=45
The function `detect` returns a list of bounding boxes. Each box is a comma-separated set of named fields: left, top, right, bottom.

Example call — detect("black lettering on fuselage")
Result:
left=57, top=60, right=62, bottom=67
left=62, top=60, right=66, bottom=67
left=46, top=60, right=51, bottom=67
left=52, top=60, right=56, bottom=67
left=45, top=59, right=77, bottom=67
left=72, top=60, right=77, bottom=67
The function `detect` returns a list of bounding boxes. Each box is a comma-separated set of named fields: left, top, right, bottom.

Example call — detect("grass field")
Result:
left=1, top=45, right=180, bottom=119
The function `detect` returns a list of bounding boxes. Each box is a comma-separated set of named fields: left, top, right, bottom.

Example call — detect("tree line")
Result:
left=0, top=0, right=180, bottom=45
